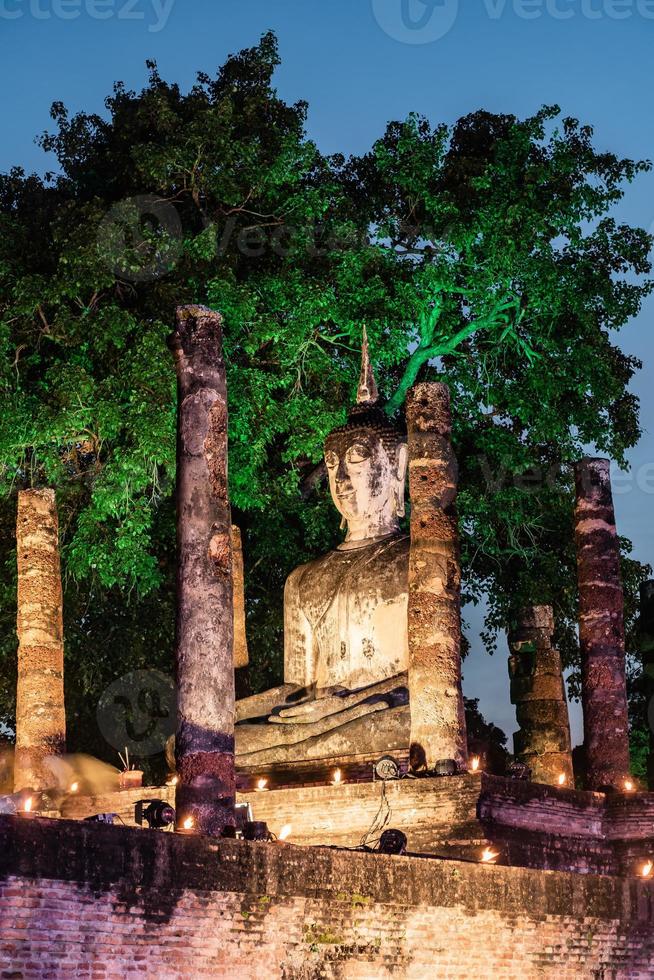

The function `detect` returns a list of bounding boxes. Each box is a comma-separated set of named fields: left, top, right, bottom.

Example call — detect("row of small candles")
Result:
left=16, top=762, right=650, bottom=872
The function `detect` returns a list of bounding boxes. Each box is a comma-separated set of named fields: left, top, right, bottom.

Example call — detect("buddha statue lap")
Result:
left=235, top=333, right=413, bottom=768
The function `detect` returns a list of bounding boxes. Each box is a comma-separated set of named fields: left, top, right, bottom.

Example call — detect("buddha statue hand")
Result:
left=268, top=673, right=409, bottom=726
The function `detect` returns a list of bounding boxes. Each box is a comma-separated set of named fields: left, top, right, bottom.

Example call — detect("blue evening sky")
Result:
left=1, top=0, right=653, bottom=746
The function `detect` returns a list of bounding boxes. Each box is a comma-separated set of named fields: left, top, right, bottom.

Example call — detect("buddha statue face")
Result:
left=324, top=425, right=408, bottom=543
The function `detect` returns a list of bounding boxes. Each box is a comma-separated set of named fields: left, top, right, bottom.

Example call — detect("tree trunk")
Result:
left=406, top=382, right=467, bottom=771
left=508, top=605, right=573, bottom=786
left=14, top=489, right=65, bottom=793
left=639, top=580, right=654, bottom=790
left=169, top=305, right=235, bottom=835
left=574, top=457, right=630, bottom=790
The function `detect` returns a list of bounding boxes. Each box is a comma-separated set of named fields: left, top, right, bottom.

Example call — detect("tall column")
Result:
left=406, top=382, right=467, bottom=771
left=231, top=524, right=251, bottom=699
left=169, top=305, right=235, bottom=835
left=14, top=489, right=65, bottom=793
left=509, top=605, right=573, bottom=786
left=638, top=581, right=654, bottom=790
left=574, top=458, right=630, bottom=790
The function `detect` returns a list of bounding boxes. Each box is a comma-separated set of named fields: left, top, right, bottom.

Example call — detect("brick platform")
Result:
left=57, top=773, right=654, bottom=877
left=1, top=814, right=654, bottom=979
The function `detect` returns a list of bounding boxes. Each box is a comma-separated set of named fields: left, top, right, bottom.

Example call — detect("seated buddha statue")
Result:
left=235, top=332, right=412, bottom=769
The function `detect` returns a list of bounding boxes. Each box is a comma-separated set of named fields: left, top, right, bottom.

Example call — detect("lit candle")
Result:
left=470, top=756, right=481, bottom=773
left=178, top=815, right=195, bottom=833
left=331, top=769, right=342, bottom=786
left=22, top=797, right=33, bottom=814
left=624, top=778, right=635, bottom=793
left=557, top=773, right=567, bottom=787
left=70, top=781, right=79, bottom=794
left=641, top=860, right=653, bottom=878
left=481, top=847, right=498, bottom=864
left=255, top=778, right=268, bottom=792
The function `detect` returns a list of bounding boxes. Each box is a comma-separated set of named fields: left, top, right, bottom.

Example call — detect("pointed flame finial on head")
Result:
left=356, top=325, right=379, bottom=406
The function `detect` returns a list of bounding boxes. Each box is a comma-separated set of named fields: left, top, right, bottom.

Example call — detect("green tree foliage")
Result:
left=0, top=33, right=651, bottom=759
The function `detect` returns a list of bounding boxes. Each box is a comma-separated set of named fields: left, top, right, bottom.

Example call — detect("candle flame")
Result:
left=279, top=824, right=292, bottom=841
left=641, top=860, right=654, bottom=878
left=331, top=768, right=342, bottom=786
left=470, top=756, right=480, bottom=773
left=70, top=782, right=79, bottom=794
left=23, top=797, right=33, bottom=813
left=182, top=816, right=194, bottom=831
left=481, top=847, right=498, bottom=864
left=256, top=778, right=268, bottom=792
left=624, top=779, right=635, bottom=792
left=557, top=773, right=567, bottom=786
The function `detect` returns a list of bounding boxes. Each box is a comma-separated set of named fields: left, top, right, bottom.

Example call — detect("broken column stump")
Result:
left=406, top=382, right=467, bottom=772
left=509, top=605, right=573, bottom=786
left=14, top=488, right=66, bottom=793
left=574, top=457, right=630, bottom=791
left=639, top=580, right=654, bottom=790
left=169, top=305, right=235, bottom=836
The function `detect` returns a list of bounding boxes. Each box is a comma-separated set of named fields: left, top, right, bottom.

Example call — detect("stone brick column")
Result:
left=509, top=605, right=573, bottom=786
left=14, top=489, right=65, bottom=793
left=574, top=457, right=630, bottom=790
left=639, top=580, right=654, bottom=790
left=406, top=382, right=467, bottom=771
left=169, top=306, right=235, bottom=835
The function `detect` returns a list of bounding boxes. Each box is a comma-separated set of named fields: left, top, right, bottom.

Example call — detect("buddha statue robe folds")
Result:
left=235, top=331, right=413, bottom=769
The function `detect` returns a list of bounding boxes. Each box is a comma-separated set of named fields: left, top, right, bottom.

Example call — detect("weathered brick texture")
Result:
left=1, top=815, right=654, bottom=978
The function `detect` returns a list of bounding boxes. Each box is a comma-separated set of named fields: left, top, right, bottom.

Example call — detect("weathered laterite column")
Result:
left=638, top=581, right=654, bottom=790
left=14, top=489, right=65, bottom=793
left=574, top=458, right=630, bottom=790
left=169, top=305, right=235, bottom=835
left=406, top=382, right=467, bottom=771
left=231, top=524, right=251, bottom=700
left=509, top=605, right=573, bottom=786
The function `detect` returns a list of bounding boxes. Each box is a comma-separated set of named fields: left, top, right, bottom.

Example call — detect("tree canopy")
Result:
left=0, top=31, right=651, bottom=763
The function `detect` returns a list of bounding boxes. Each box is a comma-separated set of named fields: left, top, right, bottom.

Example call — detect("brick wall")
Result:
left=1, top=815, right=654, bottom=979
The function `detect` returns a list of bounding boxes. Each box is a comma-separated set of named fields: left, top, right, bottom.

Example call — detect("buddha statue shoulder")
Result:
left=236, top=330, right=412, bottom=768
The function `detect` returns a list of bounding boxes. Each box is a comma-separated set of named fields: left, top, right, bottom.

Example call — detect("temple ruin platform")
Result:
left=2, top=813, right=654, bottom=979
left=57, top=772, right=654, bottom=877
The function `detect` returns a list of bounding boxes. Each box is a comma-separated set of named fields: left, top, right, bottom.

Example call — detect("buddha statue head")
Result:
left=324, top=329, right=408, bottom=545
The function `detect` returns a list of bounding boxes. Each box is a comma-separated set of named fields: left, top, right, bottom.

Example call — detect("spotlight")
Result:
left=433, top=759, right=457, bottom=777
left=374, top=756, right=400, bottom=781
left=84, top=813, right=118, bottom=824
left=243, top=821, right=271, bottom=841
left=378, top=829, right=407, bottom=855
left=234, top=802, right=253, bottom=834
left=507, top=762, right=532, bottom=782
left=135, top=799, right=176, bottom=830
